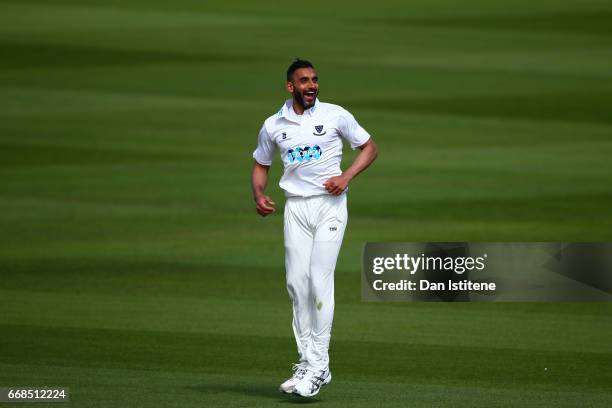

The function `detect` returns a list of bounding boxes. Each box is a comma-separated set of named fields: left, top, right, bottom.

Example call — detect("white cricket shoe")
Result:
left=279, top=363, right=308, bottom=394
left=292, top=368, right=332, bottom=397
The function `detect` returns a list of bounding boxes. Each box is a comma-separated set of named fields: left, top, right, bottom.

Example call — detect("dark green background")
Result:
left=1, top=0, right=611, bottom=406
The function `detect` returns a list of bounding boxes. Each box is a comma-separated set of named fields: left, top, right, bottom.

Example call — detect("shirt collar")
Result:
left=279, top=98, right=319, bottom=122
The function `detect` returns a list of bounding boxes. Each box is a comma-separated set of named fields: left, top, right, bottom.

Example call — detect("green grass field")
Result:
left=1, top=0, right=612, bottom=406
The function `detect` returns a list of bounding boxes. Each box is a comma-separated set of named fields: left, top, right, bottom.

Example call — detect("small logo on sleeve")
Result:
left=313, top=125, right=326, bottom=136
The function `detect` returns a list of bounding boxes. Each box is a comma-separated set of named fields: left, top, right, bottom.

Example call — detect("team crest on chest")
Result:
left=313, top=125, right=326, bottom=136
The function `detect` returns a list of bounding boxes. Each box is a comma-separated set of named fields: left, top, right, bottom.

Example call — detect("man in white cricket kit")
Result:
left=251, top=59, right=378, bottom=397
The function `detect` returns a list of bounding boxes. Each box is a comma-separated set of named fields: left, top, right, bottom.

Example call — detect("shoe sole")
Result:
left=279, top=385, right=294, bottom=394
left=292, top=373, right=332, bottom=397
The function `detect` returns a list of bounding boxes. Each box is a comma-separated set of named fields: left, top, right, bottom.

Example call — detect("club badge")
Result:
left=313, top=125, right=326, bottom=136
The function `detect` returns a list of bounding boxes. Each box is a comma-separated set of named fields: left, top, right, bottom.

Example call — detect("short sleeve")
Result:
left=338, top=109, right=371, bottom=150
left=252, top=124, right=276, bottom=165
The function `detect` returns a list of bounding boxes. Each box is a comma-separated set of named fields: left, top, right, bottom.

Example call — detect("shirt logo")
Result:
left=313, top=125, right=326, bottom=136
left=277, top=132, right=291, bottom=143
left=287, top=145, right=322, bottom=163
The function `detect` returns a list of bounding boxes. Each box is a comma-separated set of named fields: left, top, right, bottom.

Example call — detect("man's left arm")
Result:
left=324, top=138, right=378, bottom=195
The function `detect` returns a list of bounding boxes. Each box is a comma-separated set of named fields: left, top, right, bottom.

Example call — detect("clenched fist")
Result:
left=323, top=175, right=349, bottom=195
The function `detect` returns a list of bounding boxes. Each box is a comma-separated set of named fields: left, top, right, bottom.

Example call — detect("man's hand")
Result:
left=255, top=194, right=276, bottom=216
left=323, top=139, right=377, bottom=196
left=252, top=161, right=275, bottom=217
left=324, top=175, right=350, bottom=195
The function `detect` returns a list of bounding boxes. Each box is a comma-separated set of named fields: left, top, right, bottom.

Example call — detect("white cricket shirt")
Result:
left=252, top=98, right=371, bottom=197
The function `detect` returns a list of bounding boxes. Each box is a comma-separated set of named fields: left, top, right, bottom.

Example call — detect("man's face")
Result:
left=287, top=67, right=319, bottom=110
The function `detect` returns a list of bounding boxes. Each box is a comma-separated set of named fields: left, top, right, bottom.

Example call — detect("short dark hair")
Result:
left=287, top=58, right=314, bottom=81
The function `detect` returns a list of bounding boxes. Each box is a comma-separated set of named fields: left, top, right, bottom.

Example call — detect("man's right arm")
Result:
left=251, top=160, right=276, bottom=216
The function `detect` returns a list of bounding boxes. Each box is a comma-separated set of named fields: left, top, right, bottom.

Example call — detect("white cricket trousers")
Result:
left=283, top=193, right=347, bottom=371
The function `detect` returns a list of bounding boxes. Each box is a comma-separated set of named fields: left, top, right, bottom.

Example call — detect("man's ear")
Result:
left=286, top=81, right=294, bottom=93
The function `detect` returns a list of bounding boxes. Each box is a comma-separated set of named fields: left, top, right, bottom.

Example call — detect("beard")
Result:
left=293, top=89, right=318, bottom=110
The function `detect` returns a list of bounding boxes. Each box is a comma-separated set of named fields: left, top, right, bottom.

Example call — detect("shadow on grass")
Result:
left=191, top=382, right=320, bottom=404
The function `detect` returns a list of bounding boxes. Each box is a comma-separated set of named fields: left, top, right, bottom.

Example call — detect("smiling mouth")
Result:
left=304, top=90, right=316, bottom=100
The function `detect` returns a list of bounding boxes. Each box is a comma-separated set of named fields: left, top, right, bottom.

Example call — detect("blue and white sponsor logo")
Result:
left=287, top=144, right=322, bottom=163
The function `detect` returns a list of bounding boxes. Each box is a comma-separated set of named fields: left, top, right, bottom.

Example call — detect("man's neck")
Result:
left=292, top=100, right=305, bottom=116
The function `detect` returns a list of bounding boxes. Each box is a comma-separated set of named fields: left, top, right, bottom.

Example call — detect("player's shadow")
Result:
left=190, top=382, right=320, bottom=404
